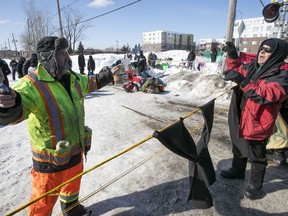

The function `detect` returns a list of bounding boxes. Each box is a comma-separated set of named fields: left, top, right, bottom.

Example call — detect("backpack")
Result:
left=123, top=81, right=135, bottom=92
left=141, top=78, right=165, bottom=94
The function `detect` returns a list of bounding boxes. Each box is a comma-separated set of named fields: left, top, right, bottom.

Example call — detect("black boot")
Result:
left=244, top=184, right=263, bottom=199
left=220, top=168, right=245, bottom=179
left=272, top=150, right=286, bottom=165
left=61, top=200, right=93, bottom=216
left=220, top=156, right=247, bottom=179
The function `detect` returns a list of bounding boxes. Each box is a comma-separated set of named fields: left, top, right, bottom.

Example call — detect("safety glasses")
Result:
left=259, top=46, right=274, bottom=53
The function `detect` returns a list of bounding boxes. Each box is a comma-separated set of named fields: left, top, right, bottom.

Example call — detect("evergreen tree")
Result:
left=77, top=41, right=85, bottom=54
left=132, top=44, right=138, bottom=54
left=67, top=46, right=73, bottom=54
left=120, top=44, right=130, bottom=53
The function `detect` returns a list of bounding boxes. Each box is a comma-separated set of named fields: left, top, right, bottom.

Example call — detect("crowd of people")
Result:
left=0, top=53, right=39, bottom=87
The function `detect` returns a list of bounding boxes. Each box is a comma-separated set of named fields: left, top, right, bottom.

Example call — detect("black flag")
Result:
left=229, top=86, right=249, bottom=157
left=153, top=99, right=216, bottom=209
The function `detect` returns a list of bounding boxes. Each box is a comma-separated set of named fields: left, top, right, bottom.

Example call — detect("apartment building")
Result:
left=142, top=30, right=195, bottom=52
left=199, top=38, right=226, bottom=51
left=233, top=17, right=281, bottom=53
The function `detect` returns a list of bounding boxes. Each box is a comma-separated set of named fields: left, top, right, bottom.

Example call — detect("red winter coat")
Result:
left=226, top=39, right=288, bottom=140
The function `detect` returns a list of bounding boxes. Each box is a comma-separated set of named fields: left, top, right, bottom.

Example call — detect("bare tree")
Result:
left=62, top=7, right=91, bottom=53
left=21, top=0, right=55, bottom=56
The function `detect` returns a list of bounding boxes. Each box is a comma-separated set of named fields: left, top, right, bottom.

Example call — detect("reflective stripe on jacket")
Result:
left=12, top=64, right=97, bottom=172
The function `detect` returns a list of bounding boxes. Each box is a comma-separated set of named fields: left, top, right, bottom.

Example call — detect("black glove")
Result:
left=96, top=66, right=114, bottom=88
left=223, top=70, right=245, bottom=84
left=222, top=41, right=238, bottom=59
left=240, top=78, right=250, bottom=88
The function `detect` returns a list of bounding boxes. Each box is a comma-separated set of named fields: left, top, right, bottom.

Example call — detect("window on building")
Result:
left=254, top=20, right=260, bottom=25
left=253, top=27, right=259, bottom=32
left=243, top=41, right=248, bottom=45
left=267, top=26, right=271, bottom=31
left=245, top=21, right=251, bottom=26
left=252, top=41, right=257, bottom=45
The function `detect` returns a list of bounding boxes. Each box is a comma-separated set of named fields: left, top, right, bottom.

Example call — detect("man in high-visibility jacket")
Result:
left=0, top=36, right=118, bottom=216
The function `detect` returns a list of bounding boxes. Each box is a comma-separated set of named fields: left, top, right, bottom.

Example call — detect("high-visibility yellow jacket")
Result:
left=7, top=64, right=111, bottom=172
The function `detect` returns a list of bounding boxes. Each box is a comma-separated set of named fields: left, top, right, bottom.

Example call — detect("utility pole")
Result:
left=222, top=0, right=237, bottom=73
left=8, top=38, right=11, bottom=50
left=27, top=18, right=31, bottom=55
left=226, top=0, right=237, bottom=42
left=57, top=0, right=64, bottom=37
left=12, top=34, right=18, bottom=56
left=116, top=40, right=119, bottom=53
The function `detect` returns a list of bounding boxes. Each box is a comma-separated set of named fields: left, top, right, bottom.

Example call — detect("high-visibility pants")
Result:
left=28, top=160, right=83, bottom=216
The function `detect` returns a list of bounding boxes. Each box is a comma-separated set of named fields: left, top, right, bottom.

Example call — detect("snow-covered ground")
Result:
left=1, top=51, right=287, bottom=216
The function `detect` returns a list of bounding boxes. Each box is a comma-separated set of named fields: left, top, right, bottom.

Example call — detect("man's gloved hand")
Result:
left=222, top=41, right=238, bottom=59
left=223, top=70, right=245, bottom=84
left=0, top=85, right=17, bottom=108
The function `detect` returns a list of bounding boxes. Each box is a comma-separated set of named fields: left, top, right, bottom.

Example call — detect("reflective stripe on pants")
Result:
left=28, top=160, right=83, bottom=216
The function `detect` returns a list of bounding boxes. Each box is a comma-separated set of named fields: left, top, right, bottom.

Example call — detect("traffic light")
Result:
left=262, top=3, right=281, bottom=23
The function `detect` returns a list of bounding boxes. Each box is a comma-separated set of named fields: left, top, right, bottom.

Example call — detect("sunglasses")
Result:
left=259, top=46, right=273, bottom=53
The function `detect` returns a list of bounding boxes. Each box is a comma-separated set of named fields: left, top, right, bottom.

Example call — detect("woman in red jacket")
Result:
left=221, top=38, right=288, bottom=199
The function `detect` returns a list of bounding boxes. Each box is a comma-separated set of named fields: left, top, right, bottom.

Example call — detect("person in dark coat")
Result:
left=134, top=53, right=138, bottom=61
left=9, top=58, right=18, bottom=80
left=28, top=57, right=38, bottom=74
left=221, top=39, right=288, bottom=200
left=23, top=53, right=38, bottom=76
left=87, top=55, right=95, bottom=74
left=137, top=51, right=147, bottom=74
left=78, top=53, right=86, bottom=75
left=0, top=58, right=11, bottom=86
left=17, top=56, right=26, bottom=78
left=148, top=52, right=157, bottom=68
left=187, top=50, right=196, bottom=70
left=210, top=48, right=218, bottom=62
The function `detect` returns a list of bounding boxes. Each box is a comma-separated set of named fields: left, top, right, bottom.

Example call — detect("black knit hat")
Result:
left=262, top=39, right=276, bottom=50
left=55, top=37, right=69, bottom=51
left=37, top=36, right=68, bottom=53
left=37, top=36, right=58, bottom=53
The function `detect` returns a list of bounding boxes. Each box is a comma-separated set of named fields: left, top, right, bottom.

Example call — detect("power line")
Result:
left=61, top=0, right=81, bottom=10
left=44, top=0, right=81, bottom=29
left=79, top=0, right=142, bottom=24
left=51, top=0, right=142, bottom=35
